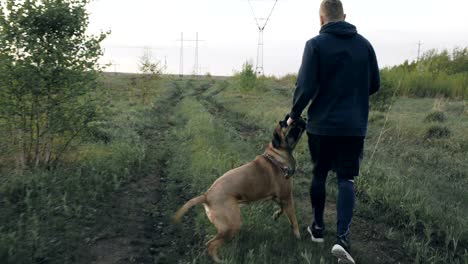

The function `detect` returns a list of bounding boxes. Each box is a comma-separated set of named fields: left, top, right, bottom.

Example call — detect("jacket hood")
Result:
left=320, top=21, right=357, bottom=38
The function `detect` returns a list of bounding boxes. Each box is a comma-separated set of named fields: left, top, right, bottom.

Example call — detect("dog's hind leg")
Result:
left=205, top=200, right=241, bottom=263
left=283, top=196, right=301, bottom=239
left=206, top=232, right=227, bottom=263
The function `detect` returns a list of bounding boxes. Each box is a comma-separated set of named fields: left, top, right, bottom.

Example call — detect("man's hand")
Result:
left=287, top=117, right=294, bottom=127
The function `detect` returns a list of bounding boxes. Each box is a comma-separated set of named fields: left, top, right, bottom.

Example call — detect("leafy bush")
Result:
left=255, top=75, right=268, bottom=92
left=234, top=62, right=257, bottom=92
left=424, top=111, right=447, bottom=123
left=278, top=73, right=297, bottom=90
left=425, top=125, right=451, bottom=139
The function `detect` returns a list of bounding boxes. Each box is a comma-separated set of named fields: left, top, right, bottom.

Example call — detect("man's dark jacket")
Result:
left=289, top=21, right=380, bottom=136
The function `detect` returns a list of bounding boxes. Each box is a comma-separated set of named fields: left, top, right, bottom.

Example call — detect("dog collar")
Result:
left=262, top=153, right=295, bottom=177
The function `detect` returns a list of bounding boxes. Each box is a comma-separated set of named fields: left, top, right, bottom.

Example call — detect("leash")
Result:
left=262, top=152, right=295, bottom=177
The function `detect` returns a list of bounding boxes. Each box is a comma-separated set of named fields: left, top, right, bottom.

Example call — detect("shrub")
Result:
left=278, top=73, right=297, bottom=90
left=424, top=111, right=447, bottom=123
left=255, top=75, right=268, bottom=92
left=425, top=125, right=451, bottom=139
left=234, top=62, right=257, bottom=92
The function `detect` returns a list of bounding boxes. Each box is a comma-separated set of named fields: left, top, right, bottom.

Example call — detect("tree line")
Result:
left=382, top=47, right=468, bottom=99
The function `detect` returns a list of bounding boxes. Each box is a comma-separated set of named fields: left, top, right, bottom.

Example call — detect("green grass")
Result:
left=360, top=98, right=468, bottom=263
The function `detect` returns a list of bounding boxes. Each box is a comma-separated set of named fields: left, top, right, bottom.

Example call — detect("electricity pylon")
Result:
left=248, top=0, right=278, bottom=75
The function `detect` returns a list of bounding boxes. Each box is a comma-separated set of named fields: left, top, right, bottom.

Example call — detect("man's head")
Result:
left=319, top=0, right=346, bottom=26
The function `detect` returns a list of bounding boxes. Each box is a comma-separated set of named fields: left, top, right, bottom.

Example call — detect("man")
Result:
left=286, top=0, right=380, bottom=263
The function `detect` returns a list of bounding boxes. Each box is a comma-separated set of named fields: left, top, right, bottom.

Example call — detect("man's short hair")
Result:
left=320, top=0, right=344, bottom=22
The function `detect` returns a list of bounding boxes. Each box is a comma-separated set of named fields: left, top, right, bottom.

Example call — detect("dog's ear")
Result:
left=272, top=128, right=282, bottom=148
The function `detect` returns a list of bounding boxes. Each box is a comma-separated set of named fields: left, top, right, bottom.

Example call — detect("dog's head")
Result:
left=271, top=115, right=307, bottom=151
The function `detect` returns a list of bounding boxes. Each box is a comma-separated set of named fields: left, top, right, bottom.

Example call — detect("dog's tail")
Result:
left=172, top=195, right=206, bottom=224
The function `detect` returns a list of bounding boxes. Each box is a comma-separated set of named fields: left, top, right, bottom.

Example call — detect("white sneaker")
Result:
left=331, top=243, right=355, bottom=264
left=307, top=225, right=324, bottom=243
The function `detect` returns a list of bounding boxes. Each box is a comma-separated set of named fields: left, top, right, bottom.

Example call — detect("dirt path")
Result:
left=195, top=84, right=412, bottom=264
left=82, top=81, right=201, bottom=264
left=196, top=85, right=263, bottom=140
left=88, top=174, right=160, bottom=264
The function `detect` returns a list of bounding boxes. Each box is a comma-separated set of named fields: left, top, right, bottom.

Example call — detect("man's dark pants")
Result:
left=307, top=133, right=364, bottom=238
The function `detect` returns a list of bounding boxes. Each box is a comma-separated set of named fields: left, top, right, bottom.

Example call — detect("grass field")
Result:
left=1, top=73, right=467, bottom=264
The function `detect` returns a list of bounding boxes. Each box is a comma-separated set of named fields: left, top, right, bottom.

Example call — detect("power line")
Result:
left=103, top=45, right=166, bottom=50
left=248, top=0, right=278, bottom=30
left=261, top=0, right=278, bottom=30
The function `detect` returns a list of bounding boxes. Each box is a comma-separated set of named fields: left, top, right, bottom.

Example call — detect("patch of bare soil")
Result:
left=89, top=174, right=160, bottom=264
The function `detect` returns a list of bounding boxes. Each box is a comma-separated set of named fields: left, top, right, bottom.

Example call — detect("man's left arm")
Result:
left=288, top=40, right=320, bottom=126
left=369, top=44, right=380, bottom=96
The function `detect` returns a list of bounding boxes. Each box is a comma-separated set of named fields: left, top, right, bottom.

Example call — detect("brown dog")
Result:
left=172, top=117, right=306, bottom=263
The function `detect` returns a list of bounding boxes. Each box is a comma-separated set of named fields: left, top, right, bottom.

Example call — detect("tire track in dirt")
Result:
left=193, top=82, right=412, bottom=264
left=83, top=80, right=203, bottom=264
left=149, top=80, right=211, bottom=264
left=195, top=83, right=264, bottom=140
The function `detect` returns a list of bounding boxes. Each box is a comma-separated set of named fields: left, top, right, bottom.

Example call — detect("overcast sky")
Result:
left=87, top=0, right=468, bottom=76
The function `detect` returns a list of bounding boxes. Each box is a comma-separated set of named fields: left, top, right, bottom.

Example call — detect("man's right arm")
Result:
left=289, top=40, right=320, bottom=122
left=369, top=44, right=380, bottom=96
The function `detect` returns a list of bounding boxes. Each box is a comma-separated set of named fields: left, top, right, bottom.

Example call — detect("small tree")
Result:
left=0, top=0, right=109, bottom=168
left=137, top=48, right=162, bottom=104
left=236, top=61, right=257, bottom=92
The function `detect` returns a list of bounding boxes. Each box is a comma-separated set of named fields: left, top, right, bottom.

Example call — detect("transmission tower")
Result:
left=248, top=0, right=278, bottom=75
left=417, top=41, right=423, bottom=62
left=179, top=32, right=184, bottom=77
left=177, top=32, right=205, bottom=77
left=194, top=32, right=199, bottom=76
left=108, top=60, right=120, bottom=75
